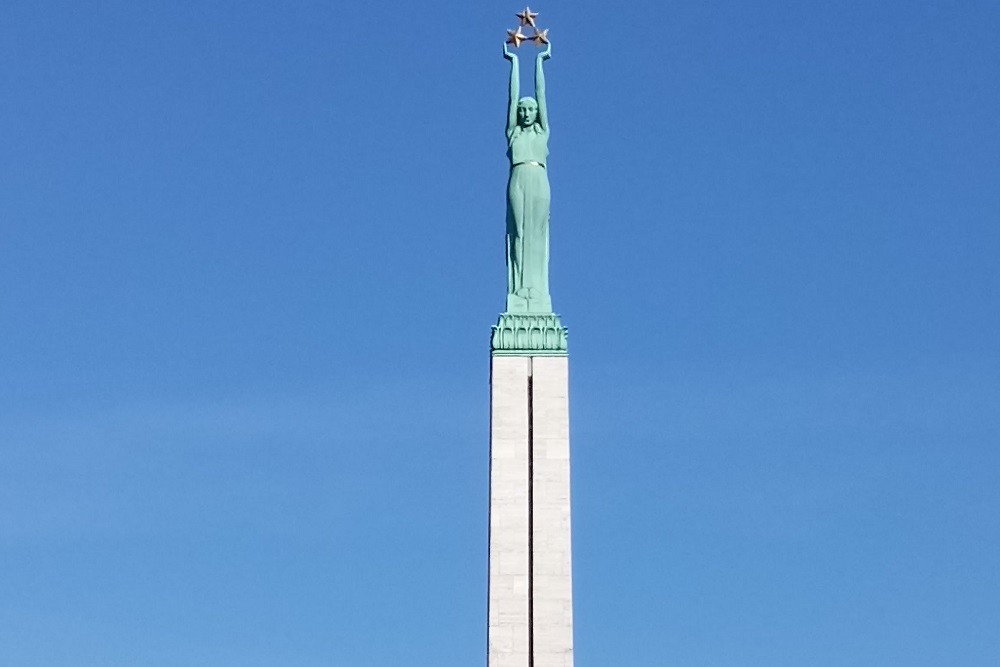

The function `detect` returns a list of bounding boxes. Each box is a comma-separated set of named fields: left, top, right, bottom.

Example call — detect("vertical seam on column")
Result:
left=527, top=357, right=534, bottom=667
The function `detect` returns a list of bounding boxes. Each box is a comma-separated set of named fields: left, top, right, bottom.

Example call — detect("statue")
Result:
left=503, top=17, right=553, bottom=314
left=492, top=8, right=568, bottom=355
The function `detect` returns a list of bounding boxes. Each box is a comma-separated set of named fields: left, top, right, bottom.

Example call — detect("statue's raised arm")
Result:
left=535, top=43, right=551, bottom=132
left=504, top=43, right=520, bottom=140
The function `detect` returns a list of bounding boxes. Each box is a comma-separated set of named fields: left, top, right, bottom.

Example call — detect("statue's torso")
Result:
left=509, top=128, right=549, bottom=165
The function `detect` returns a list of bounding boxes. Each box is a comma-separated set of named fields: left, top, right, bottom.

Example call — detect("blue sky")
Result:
left=2, top=1, right=998, bottom=665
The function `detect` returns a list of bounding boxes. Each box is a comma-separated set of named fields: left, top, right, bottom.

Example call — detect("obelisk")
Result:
left=488, top=9, right=573, bottom=667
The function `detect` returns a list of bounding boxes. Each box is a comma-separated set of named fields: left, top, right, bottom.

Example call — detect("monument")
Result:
left=488, top=8, right=573, bottom=667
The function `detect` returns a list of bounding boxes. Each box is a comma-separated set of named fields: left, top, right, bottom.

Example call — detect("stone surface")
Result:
left=530, top=356, right=573, bottom=667
left=488, top=355, right=573, bottom=667
left=489, top=356, right=531, bottom=667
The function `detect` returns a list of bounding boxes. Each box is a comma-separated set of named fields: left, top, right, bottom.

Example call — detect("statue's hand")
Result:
left=503, top=42, right=517, bottom=61
left=538, top=43, right=552, bottom=61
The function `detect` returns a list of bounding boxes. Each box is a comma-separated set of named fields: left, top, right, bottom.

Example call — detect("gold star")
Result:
left=506, top=27, right=527, bottom=47
left=531, top=28, right=549, bottom=45
left=516, top=6, right=539, bottom=27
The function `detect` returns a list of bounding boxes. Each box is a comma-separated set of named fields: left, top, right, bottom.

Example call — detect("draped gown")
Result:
left=506, top=125, right=550, bottom=303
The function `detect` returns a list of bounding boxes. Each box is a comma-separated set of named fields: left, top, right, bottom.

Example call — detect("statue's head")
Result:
left=517, top=97, right=538, bottom=127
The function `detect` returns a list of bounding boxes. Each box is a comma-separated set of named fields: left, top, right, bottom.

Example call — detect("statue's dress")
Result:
left=506, top=127, right=550, bottom=301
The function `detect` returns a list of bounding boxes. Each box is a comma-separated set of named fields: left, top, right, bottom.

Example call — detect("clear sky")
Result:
left=2, top=1, right=998, bottom=665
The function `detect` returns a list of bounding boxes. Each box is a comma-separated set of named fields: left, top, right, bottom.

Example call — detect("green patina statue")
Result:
left=492, top=12, right=567, bottom=355
left=503, top=41, right=552, bottom=314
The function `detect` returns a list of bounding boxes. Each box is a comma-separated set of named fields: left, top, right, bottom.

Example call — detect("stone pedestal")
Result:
left=488, top=353, right=574, bottom=667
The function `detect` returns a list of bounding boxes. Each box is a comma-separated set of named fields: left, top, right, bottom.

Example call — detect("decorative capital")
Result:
left=491, top=313, right=568, bottom=356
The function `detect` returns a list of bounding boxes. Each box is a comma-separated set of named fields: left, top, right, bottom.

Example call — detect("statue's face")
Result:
left=517, top=99, right=538, bottom=126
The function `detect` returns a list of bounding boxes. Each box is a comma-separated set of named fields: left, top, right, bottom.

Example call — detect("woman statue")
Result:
left=503, top=41, right=553, bottom=313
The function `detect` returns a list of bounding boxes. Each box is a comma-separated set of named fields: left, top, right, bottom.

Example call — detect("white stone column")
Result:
left=489, top=356, right=531, bottom=667
left=529, top=356, right=574, bottom=667
left=488, top=355, right=574, bottom=667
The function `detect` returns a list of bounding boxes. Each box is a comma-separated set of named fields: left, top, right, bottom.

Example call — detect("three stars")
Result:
left=507, top=7, right=550, bottom=48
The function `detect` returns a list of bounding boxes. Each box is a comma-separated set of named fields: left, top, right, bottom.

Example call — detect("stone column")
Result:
left=528, top=356, right=574, bottom=667
left=488, top=356, right=532, bottom=667
left=488, top=353, right=574, bottom=667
